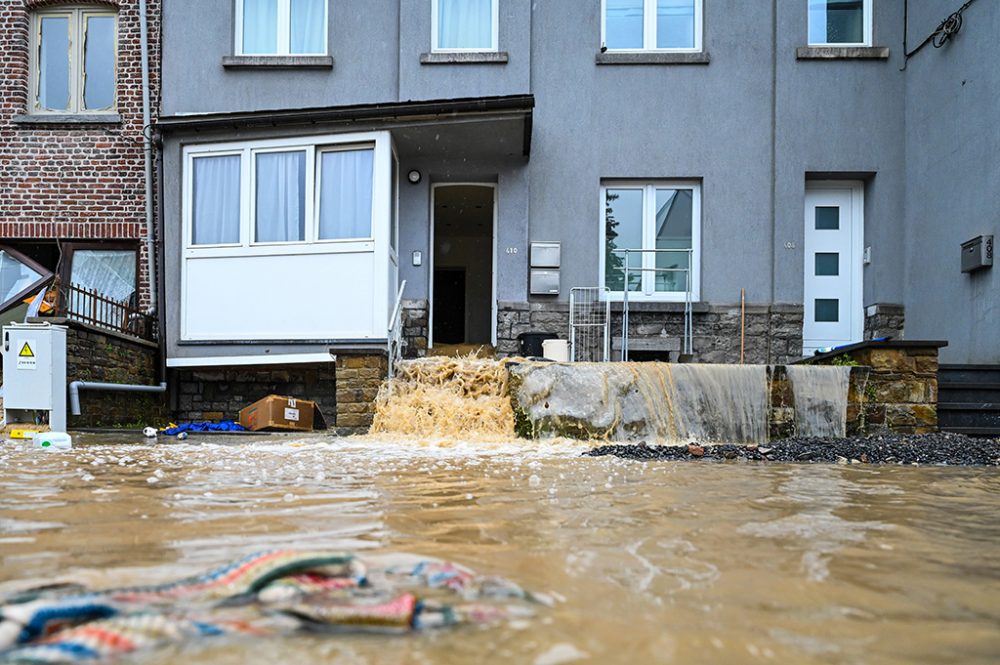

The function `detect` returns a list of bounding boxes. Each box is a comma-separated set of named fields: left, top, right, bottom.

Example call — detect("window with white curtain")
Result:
left=30, top=7, right=117, bottom=114
left=602, top=0, right=702, bottom=52
left=255, top=151, right=307, bottom=243
left=601, top=181, right=701, bottom=301
left=432, top=0, right=498, bottom=52
left=318, top=149, right=375, bottom=240
left=192, top=155, right=241, bottom=245
left=238, top=0, right=327, bottom=55
left=808, top=0, right=871, bottom=46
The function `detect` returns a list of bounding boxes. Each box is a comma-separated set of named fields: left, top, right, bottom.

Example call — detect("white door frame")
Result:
left=803, top=180, right=864, bottom=351
left=428, top=182, right=499, bottom=349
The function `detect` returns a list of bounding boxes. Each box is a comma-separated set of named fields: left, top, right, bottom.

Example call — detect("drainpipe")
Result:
left=139, top=0, right=156, bottom=316
left=69, top=381, right=168, bottom=417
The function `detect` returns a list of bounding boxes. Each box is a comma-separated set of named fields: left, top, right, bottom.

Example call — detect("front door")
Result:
left=803, top=183, right=863, bottom=355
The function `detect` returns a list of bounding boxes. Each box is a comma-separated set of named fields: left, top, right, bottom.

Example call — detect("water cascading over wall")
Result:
left=785, top=365, right=854, bottom=438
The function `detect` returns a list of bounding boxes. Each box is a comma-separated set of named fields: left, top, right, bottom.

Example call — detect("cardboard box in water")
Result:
left=238, top=395, right=327, bottom=432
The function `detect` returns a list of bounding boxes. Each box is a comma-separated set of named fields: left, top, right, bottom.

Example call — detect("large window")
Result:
left=602, top=0, right=702, bottom=52
left=186, top=138, right=377, bottom=248
left=432, top=0, right=498, bottom=52
left=238, top=0, right=327, bottom=55
left=30, top=7, right=116, bottom=114
left=808, top=0, right=871, bottom=46
left=602, top=181, right=701, bottom=301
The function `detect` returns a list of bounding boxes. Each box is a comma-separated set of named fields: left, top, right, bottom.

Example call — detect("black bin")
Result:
left=517, top=332, right=559, bottom=357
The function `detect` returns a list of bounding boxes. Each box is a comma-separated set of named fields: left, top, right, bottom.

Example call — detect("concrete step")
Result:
left=939, top=364, right=1000, bottom=384
left=938, top=382, right=1000, bottom=403
left=938, top=402, right=1000, bottom=430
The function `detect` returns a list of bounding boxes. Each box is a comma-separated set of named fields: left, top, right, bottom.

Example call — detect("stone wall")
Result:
left=401, top=300, right=429, bottom=359
left=767, top=365, right=871, bottom=439
left=334, top=353, right=387, bottom=432
left=864, top=303, right=905, bottom=341
left=63, top=320, right=167, bottom=428
left=496, top=301, right=804, bottom=364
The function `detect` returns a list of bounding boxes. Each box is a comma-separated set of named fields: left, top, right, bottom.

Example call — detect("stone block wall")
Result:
left=334, top=353, right=387, bottom=432
left=496, top=301, right=804, bottom=365
left=767, top=365, right=871, bottom=439
left=401, top=300, right=428, bottom=359
left=864, top=303, right=905, bottom=341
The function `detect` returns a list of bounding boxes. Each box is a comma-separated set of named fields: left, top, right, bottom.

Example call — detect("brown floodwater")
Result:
left=1, top=433, right=999, bottom=664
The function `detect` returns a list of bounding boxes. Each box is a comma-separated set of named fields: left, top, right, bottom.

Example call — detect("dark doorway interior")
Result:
left=432, top=185, right=494, bottom=346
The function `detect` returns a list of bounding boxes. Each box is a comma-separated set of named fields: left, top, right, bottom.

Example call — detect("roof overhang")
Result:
left=157, top=94, right=535, bottom=158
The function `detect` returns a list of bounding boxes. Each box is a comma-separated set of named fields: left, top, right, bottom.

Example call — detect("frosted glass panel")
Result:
left=71, top=250, right=136, bottom=302
left=255, top=151, right=306, bottom=242
left=815, top=252, right=839, bottom=276
left=437, top=0, right=493, bottom=49
left=654, top=188, right=693, bottom=292
left=605, top=189, right=644, bottom=292
left=605, top=0, right=644, bottom=49
left=290, top=0, right=325, bottom=54
left=243, top=0, right=278, bottom=54
left=39, top=16, right=70, bottom=111
left=318, top=149, right=374, bottom=240
left=815, top=206, right=840, bottom=230
left=815, top=298, right=839, bottom=322
left=809, top=0, right=865, bottom=44
left=657, top=0, right=696, bottom=49
left=83, top=16, right=116, bottom=110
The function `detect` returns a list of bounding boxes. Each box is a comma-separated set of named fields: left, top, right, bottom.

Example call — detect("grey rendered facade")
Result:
left=158, top=0, right=998, bottom=370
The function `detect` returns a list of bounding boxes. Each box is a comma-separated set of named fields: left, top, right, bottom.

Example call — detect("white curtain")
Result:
left=290, top=0, right=325, bottom=53
left=319, top=149, right=374, bottom=240
left=437, top=0, right=492, bottom=49
left=71, top=251, right=136, bottom=303
left=243, top=0, right=278, bottom=54
left=193, top=155, right=241, bottom=245
left=256, top=151, right=305, bottom=242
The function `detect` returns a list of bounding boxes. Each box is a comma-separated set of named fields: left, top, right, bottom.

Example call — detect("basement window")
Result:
left=808, top=0, right=872, bottom=47
left=0, top=246, right=53, bottom=314
left=237, top=0, right=328, bottom=56
left=30, top=7, right=117, bottom=115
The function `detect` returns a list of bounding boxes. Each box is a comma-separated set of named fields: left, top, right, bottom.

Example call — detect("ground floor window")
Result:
left=601, top=180, right=700, bottom=301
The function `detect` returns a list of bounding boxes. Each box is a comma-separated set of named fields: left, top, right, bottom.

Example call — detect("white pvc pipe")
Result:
left=69, top=381, right=167, bottom=416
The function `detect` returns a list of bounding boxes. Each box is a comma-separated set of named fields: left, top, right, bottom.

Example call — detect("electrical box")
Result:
left=529, top=242, right=561, bottom=296
left=961, top=235, right=993, bottom=273
left=2, top=323, right=67, bottom=432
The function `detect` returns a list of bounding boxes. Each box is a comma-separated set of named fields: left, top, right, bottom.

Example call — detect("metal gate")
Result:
left=569, top=287, right=611, bottom=362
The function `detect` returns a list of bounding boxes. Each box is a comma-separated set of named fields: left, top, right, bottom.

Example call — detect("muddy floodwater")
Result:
left=2, top=434, right=999, bottom=664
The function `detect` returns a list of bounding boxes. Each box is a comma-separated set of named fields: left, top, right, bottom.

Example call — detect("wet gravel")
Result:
left=584, top=432, right=1000, bottom=466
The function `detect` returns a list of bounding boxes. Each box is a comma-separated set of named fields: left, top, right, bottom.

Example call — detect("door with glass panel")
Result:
left=803, top=183, right=863, bottom=355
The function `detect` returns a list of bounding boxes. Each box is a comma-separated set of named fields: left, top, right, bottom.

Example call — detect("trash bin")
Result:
left=517, top=332, right=558, bottom=357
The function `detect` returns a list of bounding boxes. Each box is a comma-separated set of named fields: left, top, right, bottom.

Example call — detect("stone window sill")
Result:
left=12, top=113, right=121, bottom=125
left=596, top=51, right=710, bottom=65
left=222, top=55, right=334, bottom=69
left=420, top=52, right=509, bottom=65
left=796, top=46, right=889, bottom=60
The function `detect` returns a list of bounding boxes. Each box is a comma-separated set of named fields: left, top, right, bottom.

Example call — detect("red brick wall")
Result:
left=0, top=0, right=160, bottom=307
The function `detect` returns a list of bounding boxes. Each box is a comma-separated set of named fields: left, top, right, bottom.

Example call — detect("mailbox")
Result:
left=961, top=235, right=993, bottom=273
left=530, top=242, right=561, bottom=295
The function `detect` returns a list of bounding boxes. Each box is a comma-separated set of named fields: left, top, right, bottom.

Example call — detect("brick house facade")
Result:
left=0, top=0, right=160, bottom=308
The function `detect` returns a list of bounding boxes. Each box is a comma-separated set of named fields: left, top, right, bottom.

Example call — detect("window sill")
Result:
left=596, top=51, right=710, bottom=65
left=222, top=55, right=334, bottom=69
left=796, top=46, right=889, bottom=60
left=12, top=113, right=121, bottom=125
left=420, top=52, right=509, bottom=65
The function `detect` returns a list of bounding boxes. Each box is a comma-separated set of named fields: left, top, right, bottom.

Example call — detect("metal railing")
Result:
left=613, top=248, right=693, bottom=361
left=387, top=280, right=407, bottom=379
left=569, top=287, right=611, bottom=362
left=57, top=282, right=157, bottom=341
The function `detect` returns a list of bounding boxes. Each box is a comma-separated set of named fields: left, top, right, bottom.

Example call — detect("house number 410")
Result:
left=505, top=247, right=519, bottom=254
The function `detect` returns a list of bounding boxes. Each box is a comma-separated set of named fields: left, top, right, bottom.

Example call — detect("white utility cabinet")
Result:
left=2, top=323, right=67, bottom=432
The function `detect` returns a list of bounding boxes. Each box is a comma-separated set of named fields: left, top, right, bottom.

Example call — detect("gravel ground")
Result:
left=584, top=432, right=1000, bottom=466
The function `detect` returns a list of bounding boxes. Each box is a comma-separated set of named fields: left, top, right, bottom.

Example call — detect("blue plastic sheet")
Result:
left=162, top=421, right=245, bottom=436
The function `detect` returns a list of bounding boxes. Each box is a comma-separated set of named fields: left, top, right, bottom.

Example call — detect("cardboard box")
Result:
left=238, top=395, right=327, bottom=432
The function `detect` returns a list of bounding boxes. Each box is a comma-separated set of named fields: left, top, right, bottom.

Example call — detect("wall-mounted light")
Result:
left=407, top=169, right=422, bottom=184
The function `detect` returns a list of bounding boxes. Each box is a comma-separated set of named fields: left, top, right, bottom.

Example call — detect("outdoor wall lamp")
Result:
left=407, top=169, right=422, bottom=184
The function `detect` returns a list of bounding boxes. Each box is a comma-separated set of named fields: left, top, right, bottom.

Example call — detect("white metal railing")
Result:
left=613, top=248, right=694, bottom=361
left=569, top=287, right=611, bottom=362
left=387, top=280, right=407, bottom=379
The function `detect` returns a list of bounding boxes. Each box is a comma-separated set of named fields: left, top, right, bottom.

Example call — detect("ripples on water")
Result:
left=1, top=433, right=999, bottom=664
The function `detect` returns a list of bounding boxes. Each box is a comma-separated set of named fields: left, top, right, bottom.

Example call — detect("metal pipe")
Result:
left=69, top=381, right=167, bottom=416
left=139, top=0, right=156, bottom=315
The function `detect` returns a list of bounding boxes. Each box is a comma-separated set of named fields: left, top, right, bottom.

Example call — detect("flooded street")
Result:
left=1, top=434, right=999, bottom=664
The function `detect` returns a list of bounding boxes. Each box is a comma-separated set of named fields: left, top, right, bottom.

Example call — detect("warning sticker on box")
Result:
left=17, top=342, right=36, bottom=370
left=284, top=407, right=300, bottom=422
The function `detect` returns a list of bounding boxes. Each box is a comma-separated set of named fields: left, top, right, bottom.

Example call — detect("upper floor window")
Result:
left=238, top=0, right=327, bottom=56
left=432, top=0, right=499, bottom=52
left=601, top=181, right=701, bottom=302
left=808, top=0, right=871, bottom=46
left=30, top=6, right=117, bottom=114
left=602, top=0, right=702, bottom=52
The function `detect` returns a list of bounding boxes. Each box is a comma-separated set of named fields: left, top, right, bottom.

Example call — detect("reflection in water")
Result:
left=1, top=433, right=999, bottom=664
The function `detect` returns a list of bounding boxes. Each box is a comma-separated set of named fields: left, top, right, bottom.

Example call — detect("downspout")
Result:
left=139, top=0, right=156, bottom=316
left=69, top=381, right=168, bottom=416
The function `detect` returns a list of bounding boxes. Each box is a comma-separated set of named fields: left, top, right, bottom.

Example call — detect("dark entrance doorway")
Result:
left=431, top=185, right=494, bottom=348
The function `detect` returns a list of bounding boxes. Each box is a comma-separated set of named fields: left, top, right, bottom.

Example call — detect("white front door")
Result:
left=803, top=183, right=863, bottom=355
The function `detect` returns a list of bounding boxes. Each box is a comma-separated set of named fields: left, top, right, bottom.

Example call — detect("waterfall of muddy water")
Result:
left=786, top=365, right=853, bottom=438
left=511, top=363, right=769, bottom=444
left=370, top=357, right=515, bottom=438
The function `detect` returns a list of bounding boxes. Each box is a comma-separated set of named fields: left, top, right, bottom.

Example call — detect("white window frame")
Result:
left=599, top=180, right=702, bottom=303
left=807, top=0, right=872, bottom=47
left=28, top=6, right=118, bottom=115
left=431, top=0, right=500, bottom=53
left=235, top=0, right=329, bottom=56
left=600, top=0, right=703, bottom=53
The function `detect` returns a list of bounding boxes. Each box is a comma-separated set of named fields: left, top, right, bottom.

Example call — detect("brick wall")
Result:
left=0, top=0, right=161, bottom=307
